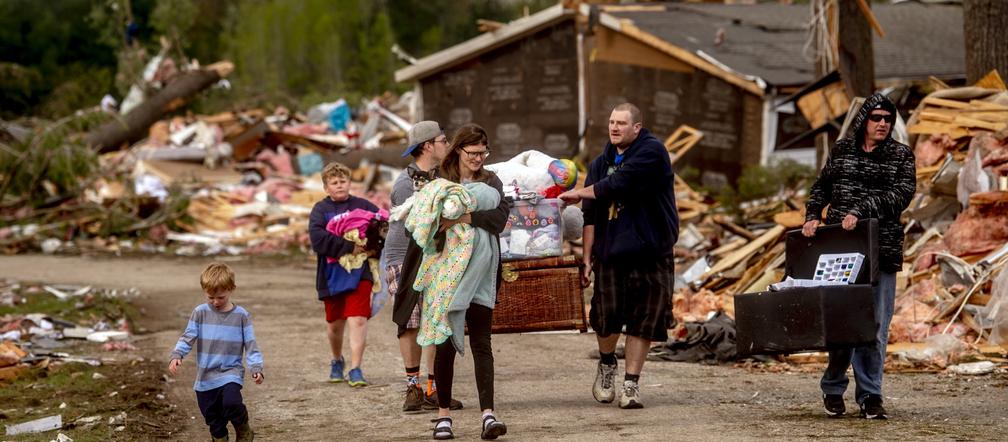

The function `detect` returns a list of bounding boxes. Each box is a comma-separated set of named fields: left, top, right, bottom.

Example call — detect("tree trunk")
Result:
left=837, top=0, right=874, bottom=98
left=85, top=62, right=233, bottom=153
left=964, top=0, right=1008, bottom=84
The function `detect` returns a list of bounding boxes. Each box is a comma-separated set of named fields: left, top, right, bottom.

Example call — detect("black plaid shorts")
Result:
left=590, top=255, right=675, bottom=342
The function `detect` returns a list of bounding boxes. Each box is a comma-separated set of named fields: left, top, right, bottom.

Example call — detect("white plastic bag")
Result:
left=485, top=150, right=557, bottom=194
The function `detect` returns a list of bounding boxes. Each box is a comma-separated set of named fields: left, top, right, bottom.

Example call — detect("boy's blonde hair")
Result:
left=201, top=263, right=236, bottom=295
left=321, top=162, right=352, bottom=185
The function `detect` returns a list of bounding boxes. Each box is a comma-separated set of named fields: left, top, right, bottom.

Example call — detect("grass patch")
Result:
left=0, top=289, right=139, bottom=332
left=0, top=359, right=173, bottom=441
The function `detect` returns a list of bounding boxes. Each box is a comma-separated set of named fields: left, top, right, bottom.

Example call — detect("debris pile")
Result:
left=0, top=278, right=139, bottom=379
left=657, top=73, right=1008, bottom=371
left=1, top=91, right=414, bottom=256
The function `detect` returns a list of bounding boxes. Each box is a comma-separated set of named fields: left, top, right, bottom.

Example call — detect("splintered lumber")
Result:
left=664, top=125, right=703, bottom=164
left=701, top=224, right=785, bottom=281
left=712, top=215, right=757, bottom=240
left=86, top=62, right=234, bottom=153
left=772, top=210, right=805, bottom=228
left=973, top=70, right=1007, bottom=91
left=923, top=97, right=972, bottom=110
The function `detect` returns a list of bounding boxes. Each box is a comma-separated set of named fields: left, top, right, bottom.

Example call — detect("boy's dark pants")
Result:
left=196, top=382, right=248, bottom=438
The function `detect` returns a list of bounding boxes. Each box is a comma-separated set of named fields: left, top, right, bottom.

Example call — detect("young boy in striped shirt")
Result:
left=169, top=263, right=264, bottom=442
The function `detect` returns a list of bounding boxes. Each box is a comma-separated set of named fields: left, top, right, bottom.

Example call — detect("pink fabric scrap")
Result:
left=325, top=208, right=389, bottom=263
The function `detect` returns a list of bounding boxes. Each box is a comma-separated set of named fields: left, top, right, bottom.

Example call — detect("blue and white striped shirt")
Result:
left=170, top=303, right=264, bottom=392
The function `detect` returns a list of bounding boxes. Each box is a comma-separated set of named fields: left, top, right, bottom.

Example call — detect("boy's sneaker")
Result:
left=592, top=361, right=617, bottom=403
left=860, top=394, right=888, bottom=420
left=347, top=367, right=368, bottom=387
left=823, top=394, right=845, bottom=417
left=329, top=357, right=345, bottom=383
left=404, top=384, right=425, bottom=412
left=235, top=421, right=254, bottom=441
left=618, top=380, right=643, bottom=409
left=422, top=389, right=464, bottom=410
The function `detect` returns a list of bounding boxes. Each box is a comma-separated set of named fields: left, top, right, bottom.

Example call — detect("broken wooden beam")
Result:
left=86, top=62, right=234, bottom=153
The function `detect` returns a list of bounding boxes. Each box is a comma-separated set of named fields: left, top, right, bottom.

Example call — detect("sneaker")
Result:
left=823, top=394, right=845, bottom=417
left=347, top=367, right=368, bottom=387
left=423, top=389, right=464, bottom=410
left=329, top=357, right=345, bottom=383
left=211, top=436, right=228, bottom=442
left=860, top=394, right=888, bottom=420
left=480, top=414, right=508, bottom=440
left=618, top=380, right=643, bottom=409
left=592, top=361, right=617, bottom=403
left=404, top=384, right=425, bottom=412
left=235, top=421, right=254, bottom=442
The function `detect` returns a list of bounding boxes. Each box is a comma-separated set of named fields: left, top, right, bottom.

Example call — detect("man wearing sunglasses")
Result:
left=802, top=93, right=916, bottom=420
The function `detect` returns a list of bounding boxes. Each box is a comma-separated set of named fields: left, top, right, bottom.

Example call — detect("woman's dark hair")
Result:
left=441, top=123, right=491, bottom=183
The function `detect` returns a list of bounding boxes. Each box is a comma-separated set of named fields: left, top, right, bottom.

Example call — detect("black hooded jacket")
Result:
left=583, top=128, right=680, bottom=266
left=805, top=93, right=916, bottom=273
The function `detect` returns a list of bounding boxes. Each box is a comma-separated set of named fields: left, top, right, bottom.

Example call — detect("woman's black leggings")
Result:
left=434, top=303, right=494, bottom=410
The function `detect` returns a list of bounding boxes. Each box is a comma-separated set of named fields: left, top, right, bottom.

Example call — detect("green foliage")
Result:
left=220, top=0, right=401, bottom=106
left=0, top=0, right=118, bottom=118
left=714, top=159, right=816, bottom=218
left=388, top=0, right=556, bottom=58
left=0, top=110, right=111, bottom=206
left=3, top=0, right=555, bottom=117
left=150, top=0, right=199, bottom=53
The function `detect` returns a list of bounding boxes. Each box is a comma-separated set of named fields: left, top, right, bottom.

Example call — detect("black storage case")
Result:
left=735, top=219, right=880, bottom=355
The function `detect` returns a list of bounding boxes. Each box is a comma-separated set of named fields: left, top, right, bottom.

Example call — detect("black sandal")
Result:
left=481, top=414, right=507, bottom=440
left=432, top=417, right=454, bottom=440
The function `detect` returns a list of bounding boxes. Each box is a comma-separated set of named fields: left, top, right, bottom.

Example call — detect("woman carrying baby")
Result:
left=423, top=123, right=510, bottom=440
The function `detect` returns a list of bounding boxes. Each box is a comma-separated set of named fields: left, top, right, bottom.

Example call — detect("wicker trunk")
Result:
left=492, top=255, right=587, bottom=334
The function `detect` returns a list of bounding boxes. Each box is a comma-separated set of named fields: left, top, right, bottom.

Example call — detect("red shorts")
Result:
left=324, top=281, right=373, bottom=322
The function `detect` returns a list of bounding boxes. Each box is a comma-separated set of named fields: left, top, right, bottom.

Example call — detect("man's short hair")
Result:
left=321, top=161, right=351, bottom=184
left=612, top=103, right=642, bottom=125
left=201, top=262, right=236, bottom=295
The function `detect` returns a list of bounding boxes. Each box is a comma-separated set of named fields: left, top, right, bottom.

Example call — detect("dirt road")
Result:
left=2, top=254, right=1006, bottom=441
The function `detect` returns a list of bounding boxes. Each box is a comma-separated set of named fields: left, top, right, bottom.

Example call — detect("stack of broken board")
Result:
left=665, top=73, right=1008, bottom=369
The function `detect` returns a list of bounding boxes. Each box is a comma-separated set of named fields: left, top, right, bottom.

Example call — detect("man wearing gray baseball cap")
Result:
left=385, top=120, right=461, bottom=412
left=401, top=120, right=446, bottom=158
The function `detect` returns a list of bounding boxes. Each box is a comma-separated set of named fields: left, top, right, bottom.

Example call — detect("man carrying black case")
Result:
left=802, top=93, right=916, bottom=420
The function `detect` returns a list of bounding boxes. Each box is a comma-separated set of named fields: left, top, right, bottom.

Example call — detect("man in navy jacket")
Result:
left=560, top=103, right=679, bottom=409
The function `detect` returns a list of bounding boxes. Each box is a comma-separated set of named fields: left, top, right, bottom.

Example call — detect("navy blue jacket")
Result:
left=309, top=195, right=378, bottom=299
left=583, top=128, right=679, bottom=266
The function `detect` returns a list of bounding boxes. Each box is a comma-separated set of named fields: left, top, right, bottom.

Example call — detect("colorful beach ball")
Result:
left=548, top=159, right=578, bottom=190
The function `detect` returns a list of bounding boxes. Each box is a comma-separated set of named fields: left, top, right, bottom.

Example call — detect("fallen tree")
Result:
left=85, top=61, right=233, bottom=153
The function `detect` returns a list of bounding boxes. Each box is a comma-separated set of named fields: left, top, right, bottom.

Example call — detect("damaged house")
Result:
left=394, top=2, right=964, bottom=186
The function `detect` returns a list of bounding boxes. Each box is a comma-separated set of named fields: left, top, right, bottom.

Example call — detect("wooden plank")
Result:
left=973, top=69, right=1007, bottom=90
left=855, top=0, right=886, bottom=37
left=967, top=99, right=1008, bottom=110
left=713, top=215, right=757, bottom=240
left=701, top=224, right=785, bottom=281
left=953, top=115, right=1007, bottom=131
left=923, top=97, right=971, bottom=109
left=709, top=237, right=747, bottom=257
left=663, top=125, right=704, bottom=164
left=593, top=26, right=694, bottom=73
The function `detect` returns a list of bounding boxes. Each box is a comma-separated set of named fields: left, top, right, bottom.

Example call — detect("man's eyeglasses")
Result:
left=432, top=137, right=449, bottom=145
left=867, top=113, right=895, bottom=124
left=461, top=149, right=491, bottom=160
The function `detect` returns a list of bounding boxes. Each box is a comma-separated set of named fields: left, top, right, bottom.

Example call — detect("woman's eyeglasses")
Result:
left=461, top=149, right=491, bottom=160
left=867, top=113, right=895, bottom=123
